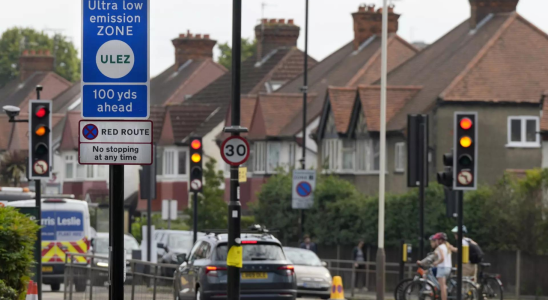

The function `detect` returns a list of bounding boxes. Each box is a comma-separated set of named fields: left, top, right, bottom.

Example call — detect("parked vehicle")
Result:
left=173, top=226, right=297, bottom=300
left=8, top=198, right=91, bottom=292
left=158, top=230, right=205, bottom=276
left=90, top=232, right=140, bottom=286
left=283, top=247, right=332, bottom=299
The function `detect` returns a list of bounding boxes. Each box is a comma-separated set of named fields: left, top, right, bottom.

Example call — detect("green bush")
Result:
left=0, top=207, right=39, bottom=300
left=0, top=280, right=17, bottom=300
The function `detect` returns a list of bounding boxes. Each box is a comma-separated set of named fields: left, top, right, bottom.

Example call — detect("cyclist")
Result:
left=433, top=233, right=451, bottom=300
left=451, top=225, right=479, bottom=279
left=417, top=235, right=440, bottom=288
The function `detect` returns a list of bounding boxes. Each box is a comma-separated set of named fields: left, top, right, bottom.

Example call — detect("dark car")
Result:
left=283, top=247, right=332, bottom=299
left=159, top=231, right=205, bottom=276
left=173, top=229, right=296, bottom=300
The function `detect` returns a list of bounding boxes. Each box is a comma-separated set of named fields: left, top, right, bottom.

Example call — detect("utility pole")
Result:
left=35, top=85, right=42, bottom=300
left=225, top=0, right=246, bottom=299
left=299, top=0, right=309, bottom=241
left=109, top=166, right=124, bottom=300
left=377, top=1, right=388, bottom=299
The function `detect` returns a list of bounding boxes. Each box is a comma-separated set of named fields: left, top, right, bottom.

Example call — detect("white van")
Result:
left=8, top=198, right=91, bottom=292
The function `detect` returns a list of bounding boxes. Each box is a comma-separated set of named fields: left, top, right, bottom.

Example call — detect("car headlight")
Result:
left=97, top=262, right=109, bottom=268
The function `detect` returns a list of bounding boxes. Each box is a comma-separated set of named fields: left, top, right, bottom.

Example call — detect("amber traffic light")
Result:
left=454, top=112, right=478, bottom=190
left=29, top=101, right=52, bottom=179
left=189, top=137, right=203, bottom=192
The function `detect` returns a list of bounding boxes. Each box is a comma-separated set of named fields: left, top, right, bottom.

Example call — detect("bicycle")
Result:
left=476, top=263, right=503, bottom=300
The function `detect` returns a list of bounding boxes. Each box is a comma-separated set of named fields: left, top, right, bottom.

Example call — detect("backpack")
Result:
left=467, top=239, right=484, bottom=264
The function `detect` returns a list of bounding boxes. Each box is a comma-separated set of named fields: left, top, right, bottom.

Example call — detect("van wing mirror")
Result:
left=176, top=253, right=187, bottom=264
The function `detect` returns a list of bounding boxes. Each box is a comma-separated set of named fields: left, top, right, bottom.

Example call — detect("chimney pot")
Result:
left=278, top=19, right=285, bottom=24
left=377, top=8, right=383, bottom=13
left=45, top=50, right=51, bottom=56
left=269, top=19, right=277, bottom=24
left=255, top=18, right=300, bottom=62
left=196, top=34, right=202, bottom=39
left=19, top=49, right=54, bottom=81
left=388, top=5, right=395, bottom=13
left=358, top=5, right=366, bottom=12
left=188, top=33, right=193, bottom=38
left=204, top=34, right=210, bottom=39
left=22, top=50, right=29, bottom=56
left=38, top=50, right=43, bottom=55
left=368, top=4, right=375, bottom=12
left=172, top=32, right=217, bottom=68
left=262, top=18, right=268, bottom=24
left=352, top=4, right=400, bottom=50
left=469, top=0, right=519, bottom=29
left=179, top=33, right=185, bottom=38
left=30, top=50, right=36, bottom=55
left=288, top=19, right=294, bottom=25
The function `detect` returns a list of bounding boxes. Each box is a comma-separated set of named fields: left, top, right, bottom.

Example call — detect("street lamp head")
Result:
left=2, top=105, right=21, bottom=118
left=36, top=85, right=43, bottom=92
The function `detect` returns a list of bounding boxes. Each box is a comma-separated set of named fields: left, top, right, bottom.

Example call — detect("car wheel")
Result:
left=50, top=283, right=60, bottom=292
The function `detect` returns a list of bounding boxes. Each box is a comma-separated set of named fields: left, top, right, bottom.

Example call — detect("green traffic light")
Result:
left=35, top=143, right=48, bottom=156
left=458, top=154, right=473, bottom=167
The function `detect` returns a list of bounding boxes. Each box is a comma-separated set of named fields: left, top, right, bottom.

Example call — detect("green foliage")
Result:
left=0, top=280, right=17, bottom=300
left=0, top=151, right=27, bottom=187
left=131, top=214, right=189, bottom=243
left=0, top=27, right=80, bottom=87
left=217, top=38, right=257, bottom=69
left=0, top=207, right=40, bottom=299
left=184, top=159, right=227, bottom=231
left=252, top=169, right=548, bottom=254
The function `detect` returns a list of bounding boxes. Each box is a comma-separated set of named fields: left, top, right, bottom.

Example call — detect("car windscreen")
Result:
left=94, top=237, right=109, bottom=254
left=124, top=237, right=140, bottom=252
left=168, top=234, right=193, bottom=250
left=215, top=243, right=286, bottom=261
left=284, top=248, right=322, bottom=266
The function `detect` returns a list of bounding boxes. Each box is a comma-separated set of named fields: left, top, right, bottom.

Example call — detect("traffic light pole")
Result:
left=193, top=191, right=198, bottom=244
left=418, top=120, right=426, bottom=259
left=456, top=190, right=464, bottom=300
left=36, top=85, right=42, bottom=300
left=299, top=0, right=309, bottom=242
left=227, top=0, right=243, bottom=299
left=109, top=165, right=124, bottom=300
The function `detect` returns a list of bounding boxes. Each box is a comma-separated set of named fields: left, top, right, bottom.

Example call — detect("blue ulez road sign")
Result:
left=82, top=0, right=149, bottom=119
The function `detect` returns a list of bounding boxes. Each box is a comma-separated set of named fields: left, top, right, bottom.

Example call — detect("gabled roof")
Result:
left=357, top=86, right=422, bottom=132
left=167, top=104, right=219, bottom=143
left=276, top=35, right=418, bottom=137
left=150, top=59, right=226, bottom=106
left=386, top=12, right=548, bottom=131
left=220, top=96, right=258, bottom=140
left=184, top=48, right=315, bottom=139
left=0, top=72, right=71, bottom=109
left=52, top=84, right=81, bottom=113
left=248, top=93, right=318, bottom=140
left=326, top=87, right=357, bottom=133
left=59, top=111, right=82, bottom=151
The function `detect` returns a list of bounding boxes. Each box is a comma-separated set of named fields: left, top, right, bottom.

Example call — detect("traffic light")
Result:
left=29, top=100, right=52, bottom=179
left=454, top=112, right=477, bottom=190
left=437, top=151, right=454, bottom=187
left=189, top=137, right=203, bottom=192
left=407, top=115, right=428, bottom=187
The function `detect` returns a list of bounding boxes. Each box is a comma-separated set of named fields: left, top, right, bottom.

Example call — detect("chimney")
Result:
left=171, top=31, right=217, bottom=69
left=469, top=0, right=519, bottom=29
left=255, top=18, right=300, bottom=62
left=19, top=49, right=54, bottom=81
left=352, top=4, right=400, bottom=50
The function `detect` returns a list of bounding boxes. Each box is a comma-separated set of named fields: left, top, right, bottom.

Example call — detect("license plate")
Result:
left=242, top=272, right=267, bottom=279
left=303, top=282, right=321, bottom=288
left=42, top=266, right=53, bottom=273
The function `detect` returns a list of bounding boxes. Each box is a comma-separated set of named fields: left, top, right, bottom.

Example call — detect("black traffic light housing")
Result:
left=437, top=152, right=454, bottom=187
left=189, top=137, right=203, bottom=192
left=29, top=100, right=52, bottom=179
left=407, top=114, right=429, bottom=187
left=454, top=112, right=478, bottom=190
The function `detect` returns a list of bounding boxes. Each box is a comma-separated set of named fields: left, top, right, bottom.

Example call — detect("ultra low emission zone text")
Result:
left=92, top=145, right=140, bottom=161
left=88, top=0, right=144, bottom=36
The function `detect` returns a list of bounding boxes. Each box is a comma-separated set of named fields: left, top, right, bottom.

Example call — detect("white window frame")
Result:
left=267, top=142, right=281, bottom=173
left=341, top=139, right=355, bottom=172
left=254, top=142, right=266, bottom=173
left=63, top=152, right=108, bottom=181
left=395, top=142, right=405, bottom=173
left=507, top=116, right=540, bottom=148
left=288, top=142, right=296, bottom=168
left=159, top=147, right=188, bottom=178
left=322, top=139, right=339, bottom=172
left=65, top=154, right=75, bottom=179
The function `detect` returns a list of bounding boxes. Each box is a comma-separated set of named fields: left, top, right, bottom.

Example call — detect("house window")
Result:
left=267, top=142, right=281, bottom=173
left=289, top=142, right=296, bottom=168
left=76, top=164, right=86, bottom=178
left=156, top=149, right=164, bottom=175
left=322, top=139, right=339, bottom=171
left=341, top=140, right=355, bottom=171
left=254, top=142, right=266, bottom=172
left=65, top=155, right=74, bottom=179
left=160, top=148, right=187, bottom=176
left=86, top=165, right=94, bottom=178
left=356, top=138, right=380, bottom=172
left=395, top=142, right=405, bottom=172
left=507, top=116, right=539, bottom=147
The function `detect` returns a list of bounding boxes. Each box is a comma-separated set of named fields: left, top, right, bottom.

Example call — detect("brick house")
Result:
left=232, top=4, right=419, bottom=206
left=316, top=0, right=548, bottom=194
left=53, top=32, right=226, bottom=208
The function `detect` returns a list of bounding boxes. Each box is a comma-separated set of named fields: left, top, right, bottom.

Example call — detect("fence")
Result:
left=63, top=252, right=179, bottom=300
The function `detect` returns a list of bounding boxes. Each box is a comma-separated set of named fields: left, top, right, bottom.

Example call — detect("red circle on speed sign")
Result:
left=221, top=136, right=250, bottom=166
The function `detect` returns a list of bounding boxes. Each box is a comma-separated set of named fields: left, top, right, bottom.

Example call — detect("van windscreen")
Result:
left=42, top=211, right=85, bottom=241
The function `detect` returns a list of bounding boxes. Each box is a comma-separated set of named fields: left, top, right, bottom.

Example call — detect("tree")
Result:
left=184, top=159, right=228, bottom=230
left=0, top=27, right=80, bottom=87
left=0, top=151, right=27, bottom=187
left=217, top=38, right=257, bottom=69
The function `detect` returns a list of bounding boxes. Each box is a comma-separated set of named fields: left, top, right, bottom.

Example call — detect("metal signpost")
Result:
left=82, top=1, right=150, bottom=299
left=162, top=199, right=177, bottom=229
left=292, top=170, right=316, bottom=209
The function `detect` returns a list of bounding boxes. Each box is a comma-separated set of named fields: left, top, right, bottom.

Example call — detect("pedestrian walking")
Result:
left=300, top=234, right=318, bottom=253
left=352, top=240, right=366, bottom=291
left=450, top=225, right=483, bottom=279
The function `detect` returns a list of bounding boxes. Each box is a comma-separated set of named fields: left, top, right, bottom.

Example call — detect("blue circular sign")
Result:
left=82, top=124, right=99, bottom=140
left=296, top=181, right=312, bottom=197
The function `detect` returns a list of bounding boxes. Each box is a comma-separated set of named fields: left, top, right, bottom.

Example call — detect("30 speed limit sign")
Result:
left=221, top=136, right=250, bottom=166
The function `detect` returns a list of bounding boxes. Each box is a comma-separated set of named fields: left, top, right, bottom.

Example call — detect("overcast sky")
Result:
left=0, top=0, right=546, bottom=76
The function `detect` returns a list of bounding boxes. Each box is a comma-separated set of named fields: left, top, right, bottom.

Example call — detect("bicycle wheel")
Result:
left=403, top=280, right=438, bottom=300
left=482, top=277, right=503, bottom=300
left=462, top=280, right=479, bottom=300
left=395, top=278, right=414, bottom=300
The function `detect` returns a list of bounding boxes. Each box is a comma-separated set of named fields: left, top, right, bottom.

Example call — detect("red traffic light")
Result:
left=460, top=117, right=473, bottom=130
left=191, top=139, right=201, bottom=150
left=35, top=106, right=47, bottom=118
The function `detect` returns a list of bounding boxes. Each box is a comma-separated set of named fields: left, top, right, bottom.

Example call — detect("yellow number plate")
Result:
left=242, top=272, right=267, bottom=279
left=42, top=266, right=53, bottom=273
